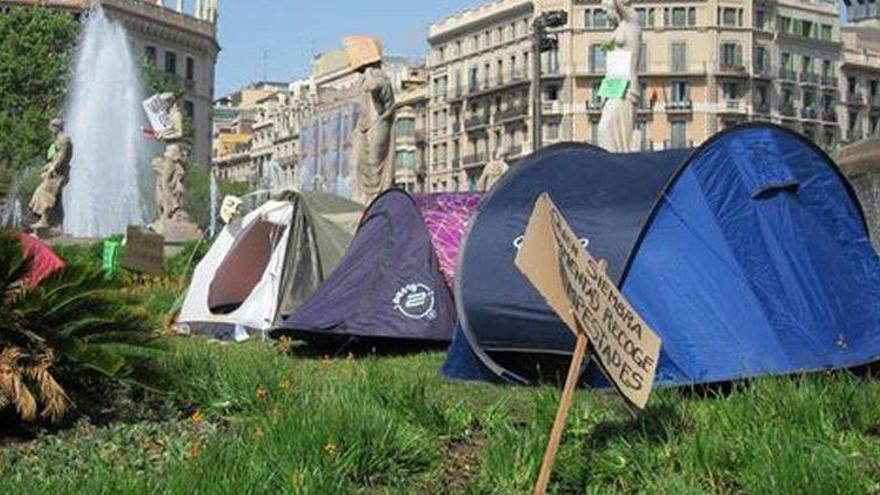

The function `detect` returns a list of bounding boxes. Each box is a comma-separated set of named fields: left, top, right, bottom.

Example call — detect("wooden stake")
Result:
left=533, top=331, right=589, bottom=495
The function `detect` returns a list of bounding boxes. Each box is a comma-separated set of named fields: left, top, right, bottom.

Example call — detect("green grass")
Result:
left=2, top=337, right=880, bottom=494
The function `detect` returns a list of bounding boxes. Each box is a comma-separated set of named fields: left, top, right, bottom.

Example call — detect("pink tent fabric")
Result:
left=413, top=193, right=482, bottom=290
left=18, top=233, right=65, bottom=288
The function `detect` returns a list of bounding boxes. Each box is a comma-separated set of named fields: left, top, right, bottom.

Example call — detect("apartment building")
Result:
left=393, top=67, right=430, bottom=192
left=840, top=24, right=880, bottom=143
left=426, top=0, right=844, bottom=192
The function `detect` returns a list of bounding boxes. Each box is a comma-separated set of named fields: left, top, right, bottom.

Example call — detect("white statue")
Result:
left=29, top=118, right=72, bottom=232
left=597, top=0, right=642, bottom=153
left=477, top=147, right=510, bottom=191
left=350, top=65, right=396, bottom=204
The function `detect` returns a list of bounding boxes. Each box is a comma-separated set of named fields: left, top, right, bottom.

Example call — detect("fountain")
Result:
left=62, top=7, right=155, bottom=238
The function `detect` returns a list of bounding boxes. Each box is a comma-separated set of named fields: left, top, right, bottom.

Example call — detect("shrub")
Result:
left=0, top=230, right=166, bottom=424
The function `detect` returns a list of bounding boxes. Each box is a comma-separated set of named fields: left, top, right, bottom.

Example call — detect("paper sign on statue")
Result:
left=597, top=49, right=631, bottom=100
left=514, top=194, right=661, bottom=410
left=142, top=94, right=173, bottom=135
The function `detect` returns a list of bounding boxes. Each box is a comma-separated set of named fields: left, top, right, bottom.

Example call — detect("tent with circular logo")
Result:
left=273, top=189, right=480, bottom=343
left=444, top=123, right=880, bottom=387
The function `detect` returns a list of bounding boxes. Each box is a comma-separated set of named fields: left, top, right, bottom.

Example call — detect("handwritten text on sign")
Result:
left=515, top=194, right=661, bottom=409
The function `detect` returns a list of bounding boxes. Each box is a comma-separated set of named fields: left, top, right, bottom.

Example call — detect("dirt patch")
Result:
left=436, top=425, right=487, bottom=493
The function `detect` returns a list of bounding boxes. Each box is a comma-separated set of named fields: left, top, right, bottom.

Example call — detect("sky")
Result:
left=213, top=0, right=479, bottom=96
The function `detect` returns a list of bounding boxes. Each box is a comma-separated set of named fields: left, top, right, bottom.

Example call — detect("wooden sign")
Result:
left=515, top=194, right=662, bottom=494
left=122, top=226, right=164, bottom=275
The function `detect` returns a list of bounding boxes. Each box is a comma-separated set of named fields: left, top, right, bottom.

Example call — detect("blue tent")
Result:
left=274, top=189, right=456, bottom=342
left=444, top=124, right=880, bottom=387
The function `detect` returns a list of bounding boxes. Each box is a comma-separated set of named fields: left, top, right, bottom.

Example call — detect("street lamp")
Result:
left=531, top=10, right=568, bottom=152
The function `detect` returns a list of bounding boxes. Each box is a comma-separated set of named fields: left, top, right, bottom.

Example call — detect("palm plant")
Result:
left=0, top=230, right=166, bottom=423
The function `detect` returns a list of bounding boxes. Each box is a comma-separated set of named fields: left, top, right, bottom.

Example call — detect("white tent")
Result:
left=177, top=192, right=363, bottom=340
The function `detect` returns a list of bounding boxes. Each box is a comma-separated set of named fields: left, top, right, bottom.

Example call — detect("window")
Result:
left=395, top=150, right=416, bottom=169
left=849, top=76, right=858, bottom=97
left=803, top=89, right=816, bottom=110
left=183, top=100, right=194, bottom=119
left=144, top=45, right=157, bottom=65
left=871, top=80, right=879, bottom=98
left=590, top=44, right=606, bottom=72
left=721, top=43, right=742, bottom=69
left=671, top=7, right=687, bottom=26
left=670, top=120, right=687, bottom=148
left=821, top=24, right=833, bottom=41
left=822, top=60, right=833, bottom=77
left=164, top=51, right=177, bottom=75
left=802, top=56, right=813, bottom=76
left=722, top=81, right=738, bottom=99
left=688, top=7, right=696, bottom=26
left=755, top=46, right=767, bottom=73
left=469, top=67, right=478, bottom=91
left=186, top=56, right=195, bottom=81
left=670, top=81, right=689, bottom=101
left=497, top=59, right=504, bottom=83
left=593, top=9, right=607, bottom=28
left=781, top=87, right=794, bottom=105
left=756, top=85, right=768, bottom=108
left=636, top=8, right=655, bottom=27
left=778, top=16, right=791, bottom=34
left=546, top=122, right=560, bottom=141
left=781, top=52, right=792, bottom=70
left=755, top=9, right=766, bottom=29
left=546, top=84, right=559, bottom=101
left=721, top=7, right=738, bottom=26
left=670, top=42, right=687, bottom=72
left=396, top=118, right=415, bottom=137
left=437, top=47, right=445, bottom=63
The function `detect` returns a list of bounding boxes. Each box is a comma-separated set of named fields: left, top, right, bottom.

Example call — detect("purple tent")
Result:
left=274, top=189, right=456, bottom=342
left=413, top=193, right=482, bottom=290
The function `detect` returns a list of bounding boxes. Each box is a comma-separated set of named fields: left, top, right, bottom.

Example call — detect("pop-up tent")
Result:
left=445, top=123, right=880, bottom=387
left=177, top=191, right=363, bottom=339
left=274, top=189, right=465, bottom=342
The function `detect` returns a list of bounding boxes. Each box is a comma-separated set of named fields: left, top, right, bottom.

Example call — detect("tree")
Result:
left=0, top=7, right=79, bottom=174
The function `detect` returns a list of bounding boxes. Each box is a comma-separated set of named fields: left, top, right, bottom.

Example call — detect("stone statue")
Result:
left=29, top=119, right=72, bottom=231
left=145, top=93, right=200, bottom=241
left=150, top=144, right=189, bottom=231
left=351, top=65, right=396, bottom=204
left=597, top=0, right=642, bottom=153
left=477, top=147, right=510, bottom=191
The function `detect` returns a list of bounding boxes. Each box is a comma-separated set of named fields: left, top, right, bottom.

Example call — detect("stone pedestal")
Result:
left=150, top=219, right=202, bottom=257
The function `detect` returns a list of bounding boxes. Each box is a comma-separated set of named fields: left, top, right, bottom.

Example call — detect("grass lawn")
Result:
left=2, top=266, right=880, bottom=493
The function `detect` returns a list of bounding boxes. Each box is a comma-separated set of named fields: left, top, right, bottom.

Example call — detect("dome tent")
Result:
left=273, top=189, right=464, bottom=342
left=177, top=191, right=363, bottom=340
left=444, top=123, right=880, bottom=387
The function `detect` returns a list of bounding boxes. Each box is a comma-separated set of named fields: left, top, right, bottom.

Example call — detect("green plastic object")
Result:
left=102, top=239, right=121, bottom=279
left=597, top=77, right=629, bottom=100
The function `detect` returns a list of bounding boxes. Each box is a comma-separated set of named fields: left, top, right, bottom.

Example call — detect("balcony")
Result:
left=753, top=65, right=773, bottom=79
left=464, top=115, right=489, bottom=131
left=821, top=75, right=837, bottom=88
left=800, top=72, right=820, bottom=85
left=822, top=109, right=837, bottom=122
left=542, top=100, right=562, bottom=114
left=719, top=99, right=746, bottom=113
left=586, top=99, right=604, bottom=113
left=664, top=139, right=694, bottom=150
left=754, top=102, right=771, bottom=115
left=779, top=68, right=797, bottom=81
left=462, top=153, right=488, bottom=167
left=801, top=107, right=819, bottom=120
left=718, top=63, right=747, bottom=75
left=666, top=99, right=693, bottom=113
left=496, top=105, right=528, bottom=123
